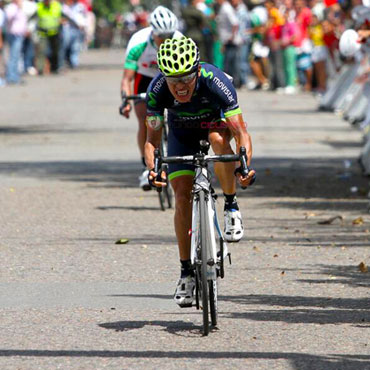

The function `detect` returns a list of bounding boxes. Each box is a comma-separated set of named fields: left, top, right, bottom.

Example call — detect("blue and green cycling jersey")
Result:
left=145, top=62, right=243, bottom=178
left=146, top=62, right=242, bottom=142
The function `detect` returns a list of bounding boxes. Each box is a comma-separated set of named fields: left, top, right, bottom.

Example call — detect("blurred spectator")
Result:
left=195, top=0, right=215, bottom=64
left=84, top=6, right=95, bottom=48
left=181, top=0, right=208, bottom=62
left=133, top=6, right=148, bottom=29
left=309, top=0, right=325, bottom=21
left=22, top=0, right=37, bottom=76
left=249, top=4, right=270, bottom=90
left=0, top=0, right=5, bottom=85
left=281, top=2, right=299, bottom=94
left=309, top=13, right=327, bottom=93
left=231, top=0, right=251, bottom=88
left=322, top=18, right=339, bottom=73
left=265, top=0, right=285, bottom=90
left=5, top=0, right=27, bottom=84
left=216, top=0, right=241, bottom=86
left=295, top=0, right=313, bottom=91
left=32, top=0, right=63, bottom=74
left=61, top=0, right=87, bottom=69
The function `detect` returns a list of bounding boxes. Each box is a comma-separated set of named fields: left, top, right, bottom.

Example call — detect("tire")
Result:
left=165, top=182, right=173, bottom=209
left=209, top=280, right=218, bottom=326
left=195, top=272, right=200, bottom=310
left=159, top=126, right=172, bottom=210
left=199, top=190, right=210, bottom=336
left=158, top=189, right=165, bottom=211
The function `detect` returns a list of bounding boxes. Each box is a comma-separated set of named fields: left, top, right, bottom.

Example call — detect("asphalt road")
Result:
left=0, top=49, right=369, bottom=370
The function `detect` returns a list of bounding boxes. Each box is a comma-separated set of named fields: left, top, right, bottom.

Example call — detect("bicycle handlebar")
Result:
left=119, top=93, right=147, bottom=115
left=154, top=145, right=253, bottom=189
left=161, top=153, right=240, bottom=164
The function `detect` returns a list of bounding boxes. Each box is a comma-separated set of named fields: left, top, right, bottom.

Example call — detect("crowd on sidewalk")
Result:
left=184, top=0, right=368, bottom=95
left=0, top=0, right=95, bottom=86
left=118, top=0, right=368, bottom=96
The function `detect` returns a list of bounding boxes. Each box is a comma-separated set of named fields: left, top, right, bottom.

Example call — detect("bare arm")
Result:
left=226, top=113, right=255, bottom=187
left=120, top=68, right=135, bottom=96
left=144, top=116, right=167, bottom=187
left=119, top=69, right=136, bottom=118
left=225, top=113, right=253, bottom=165
left=144, top=116, right=164, bottom=170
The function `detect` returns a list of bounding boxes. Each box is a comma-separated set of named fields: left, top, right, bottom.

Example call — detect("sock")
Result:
left=224, top=193, right=239, bottom=211
left=141, top=157, right=147, bottom=168
left=180, top=259, right=194, bottom=278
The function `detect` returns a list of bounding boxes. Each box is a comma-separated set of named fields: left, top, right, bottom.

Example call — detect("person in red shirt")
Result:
left=295, top=0, right=313, bottom=91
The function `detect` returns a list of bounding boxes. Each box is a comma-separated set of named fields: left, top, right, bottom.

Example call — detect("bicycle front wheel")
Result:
left=199, top=190, right=210, bottom=336
left=209, top=280, right=218, bottom=326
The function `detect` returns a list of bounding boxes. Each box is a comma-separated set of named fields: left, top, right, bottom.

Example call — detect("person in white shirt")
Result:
left=22, top=0, right=37, bottom=75
left=60, top=0, right=86, bottom=69
left=0, top=1, right=5, bottom=85
left=216, top=0, right=241, bottom=87
left=5, top=0, right=28, bottom=84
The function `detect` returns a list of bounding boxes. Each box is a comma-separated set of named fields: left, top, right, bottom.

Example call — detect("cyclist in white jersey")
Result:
left=119, top=6, right=183, bottom=190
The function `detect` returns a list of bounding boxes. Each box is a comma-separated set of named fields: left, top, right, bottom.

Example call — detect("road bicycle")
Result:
left=154, top=140, right=251, bottom=335
left=119, top=93, right=173, bottom=211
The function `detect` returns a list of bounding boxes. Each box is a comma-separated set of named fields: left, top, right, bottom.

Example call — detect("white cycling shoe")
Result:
left=174, top=275, right=195, bottom=308
left=139, top=169, right=151, bottom=191
left=224, top=209, right=244, bottom=242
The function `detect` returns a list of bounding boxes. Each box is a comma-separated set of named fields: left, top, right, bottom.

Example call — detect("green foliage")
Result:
left=93, top=0, right=129, bottom=20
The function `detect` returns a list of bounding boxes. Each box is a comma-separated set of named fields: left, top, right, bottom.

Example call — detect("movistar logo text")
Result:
left=213, top=77, right=234, bottom=103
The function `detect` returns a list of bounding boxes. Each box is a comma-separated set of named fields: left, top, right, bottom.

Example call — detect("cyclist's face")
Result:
left=166, top=67, right=199, bottom=103
left=153, top=33, right=174, bottom=48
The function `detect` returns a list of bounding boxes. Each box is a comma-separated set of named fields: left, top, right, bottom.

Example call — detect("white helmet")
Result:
left=339, top=29, right=361, bottom=57
left=150, top=6, right=178, bottom=35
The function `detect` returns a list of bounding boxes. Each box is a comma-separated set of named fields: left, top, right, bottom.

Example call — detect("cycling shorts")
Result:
left=167, top=127, right=209, bottom=181
left=134, top=73, right=152, bottom=104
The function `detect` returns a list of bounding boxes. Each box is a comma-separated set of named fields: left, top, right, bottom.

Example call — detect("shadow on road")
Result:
left=221, top=293, right=369, bottom=325
left=0, top=160, right=141, bottom=188
left=295, top=264, right=370, bottom=288
left=0, top=349, right=368, bottom=369
left=0, top=157, right=368, bottom=202
left=0, top=125, right=91, bottom=135
left=99, top=320, right=201, bottom=336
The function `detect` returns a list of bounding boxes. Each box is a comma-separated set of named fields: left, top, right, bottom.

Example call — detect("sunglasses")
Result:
left=165, top=71, right=197, bottom=84
left=153, top=32, right=174, bottom=40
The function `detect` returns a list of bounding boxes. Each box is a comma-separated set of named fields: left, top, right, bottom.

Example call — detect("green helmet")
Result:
left=157, top=37, right=200, bottom=76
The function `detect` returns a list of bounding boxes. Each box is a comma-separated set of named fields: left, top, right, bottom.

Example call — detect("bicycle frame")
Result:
left=190, top=166, right=227, bottom=281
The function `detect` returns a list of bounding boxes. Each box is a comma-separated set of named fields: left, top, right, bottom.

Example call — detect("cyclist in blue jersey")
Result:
left=144, top=37, right=256, bottom=307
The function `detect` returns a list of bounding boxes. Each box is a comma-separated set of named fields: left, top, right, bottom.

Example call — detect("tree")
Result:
left=93, top=0, right=129, bottom=20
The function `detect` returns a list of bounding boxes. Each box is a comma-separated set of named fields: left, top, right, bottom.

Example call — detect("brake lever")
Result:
left=239, top=147, right=250, bottom=190
left=119, top=98, right=130, bottom=116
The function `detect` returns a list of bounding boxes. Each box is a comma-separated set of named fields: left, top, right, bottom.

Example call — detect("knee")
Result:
left=174, top=185, right=192, bottom=212
left=209, top=132, right=230, bottom=154
left=175, top=191, right=192, bottom=209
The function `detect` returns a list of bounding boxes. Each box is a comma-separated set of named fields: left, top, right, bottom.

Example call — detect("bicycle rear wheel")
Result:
left=199, top=190, right=210, bottom=336
left=158, top=189, right=166, bottom=211
left=165, top=182, right=173, bottom=209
